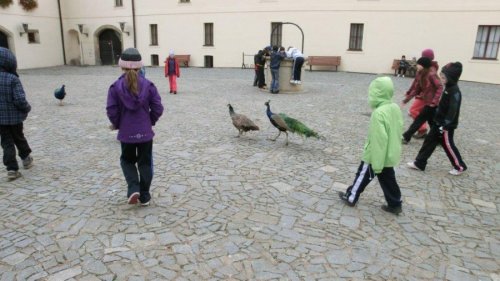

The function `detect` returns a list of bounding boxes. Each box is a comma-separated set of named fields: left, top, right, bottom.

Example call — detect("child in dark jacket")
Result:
left=407, top=62, right=467, bottom=176
left=269, top=46, right=286, bottom=94
left=164, top=50, right=180, bottom=94
left=0, top=47, right=33, bottom=181
left=107, top=48, right=164, bottom=205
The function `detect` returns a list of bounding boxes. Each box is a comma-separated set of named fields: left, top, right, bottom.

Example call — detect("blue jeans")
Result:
left=270, top=68, right=280, bottom=92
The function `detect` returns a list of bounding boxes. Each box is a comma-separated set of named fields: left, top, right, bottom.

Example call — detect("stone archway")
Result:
left=66, top=30, right=81, bottom=65
left=98, top=29, right=122, bottom=65
left=0, top=31, right=8, bottom=49
left=0, top=26, right=14, bottom=51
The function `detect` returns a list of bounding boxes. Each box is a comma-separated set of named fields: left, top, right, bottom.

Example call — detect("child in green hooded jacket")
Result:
left=339, top=76, right=404, bottom=215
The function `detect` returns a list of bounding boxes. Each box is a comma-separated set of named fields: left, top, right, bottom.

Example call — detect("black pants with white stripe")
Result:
left=345, top=161, right=402, bottom=207
left=414, top=125, right=467, bottom=171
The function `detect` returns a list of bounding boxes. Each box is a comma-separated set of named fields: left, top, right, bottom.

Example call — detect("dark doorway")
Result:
left=0, top=31, right=8, bottom=49
left=98, top=29, right=121, bottom=65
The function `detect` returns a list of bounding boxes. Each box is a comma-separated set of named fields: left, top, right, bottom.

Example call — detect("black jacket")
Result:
left=434, top=84, right=461, bottom=130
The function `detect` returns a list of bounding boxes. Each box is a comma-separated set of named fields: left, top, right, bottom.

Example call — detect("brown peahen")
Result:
left=265, top=100, right=322, bottom=145
left=228, top=104, right=259, bottom=137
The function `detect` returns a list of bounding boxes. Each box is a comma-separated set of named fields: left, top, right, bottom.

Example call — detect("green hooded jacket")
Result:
left=362, top=77, right=403, bottom=173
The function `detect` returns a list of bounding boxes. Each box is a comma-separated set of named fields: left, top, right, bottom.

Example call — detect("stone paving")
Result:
left=0, top=66, right=499, bottom=280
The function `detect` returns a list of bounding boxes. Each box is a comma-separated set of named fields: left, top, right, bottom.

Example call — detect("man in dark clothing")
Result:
left=407, top=62, right=467, bottom=176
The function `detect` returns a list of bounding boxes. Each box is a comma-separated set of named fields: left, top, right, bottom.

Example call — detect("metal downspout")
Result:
left=57, top=0, right=67, bottom=64
left=132, top=0, right=136, bottom=48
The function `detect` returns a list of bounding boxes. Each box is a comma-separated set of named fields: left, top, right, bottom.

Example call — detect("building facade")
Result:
left=0, top=0, right=499, bottom=84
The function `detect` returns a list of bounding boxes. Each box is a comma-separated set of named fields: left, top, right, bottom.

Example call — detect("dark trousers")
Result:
left=120, top=141, right=154, bottom=203
left=344, top=161, right=402, bottom=207
left=403, top=105, right=436, bottom=142
left=256, top=66, right=266, bottom=88
left=398, top=67, right=407, bottom=75
left=292, top=57, right=305, bottom=81
left=0, top=123, right=32, bottom=171
left=414, top=126, right=467, bottom=171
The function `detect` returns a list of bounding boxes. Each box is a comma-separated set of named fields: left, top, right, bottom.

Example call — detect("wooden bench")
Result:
left=174, top=55, right=191, bottom=67
left=392, top=59, right=417, bottom=77
left=307, top=56, right=341, bottom=71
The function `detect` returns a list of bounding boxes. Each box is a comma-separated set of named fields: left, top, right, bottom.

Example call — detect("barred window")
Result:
left=204, top=23, right=213, bottom=46
left=271, top=22, right=282, bottom=47
left=150, top=24, right=158, bottom=46
left=349, top=23, right=364, bottom=51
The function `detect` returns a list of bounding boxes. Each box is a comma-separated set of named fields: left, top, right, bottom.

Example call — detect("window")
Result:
left=151, top=55, right=159, bottom=66
left=27, top=31, right=40, bottom=44
left=204, top=23, right=213, bottom=46
left=473, top=25, right=500, bottom=60
left=271, top=22, right=282, bottom=47
left=115, top=0, right=123, bottom=7
left=349, top=23, right=364, bottom=51
left=204, top=55, right=213, bottom=68
left=179, top=0, right=190, bottom=2
left=150, top=24, right=158, bottom=46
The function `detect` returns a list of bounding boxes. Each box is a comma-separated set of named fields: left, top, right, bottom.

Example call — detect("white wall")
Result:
left=1, top=0, right=499, bottom=84
left=0, top=0, right=64, bottom=68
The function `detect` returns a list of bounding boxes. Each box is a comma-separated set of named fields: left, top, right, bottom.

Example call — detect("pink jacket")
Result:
left=403, top=65, right=442, bottom=107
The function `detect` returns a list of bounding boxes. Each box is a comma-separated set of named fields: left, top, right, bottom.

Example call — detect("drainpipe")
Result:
left=57, top=0, right=67, bottom=65
left=132, top=0, right=136, bottom=48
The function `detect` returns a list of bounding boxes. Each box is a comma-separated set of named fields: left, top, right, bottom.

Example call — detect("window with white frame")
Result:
left=179, top=0, right=190, bottom=3
left=473, top=25, right=500, bottom=60
left=115, top=0, right=123, bottom=7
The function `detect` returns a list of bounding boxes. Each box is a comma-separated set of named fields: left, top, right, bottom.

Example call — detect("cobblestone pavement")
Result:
left=0, top=66, right=499, bottom=280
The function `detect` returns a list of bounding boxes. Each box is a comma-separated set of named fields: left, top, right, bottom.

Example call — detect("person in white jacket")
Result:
left=286, top=46, right=305, bottom=84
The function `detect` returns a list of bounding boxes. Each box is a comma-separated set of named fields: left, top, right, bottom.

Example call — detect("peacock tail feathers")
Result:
left=278, top=113, right=321, bottom=139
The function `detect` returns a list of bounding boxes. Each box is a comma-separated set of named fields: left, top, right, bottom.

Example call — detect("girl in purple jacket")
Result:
left=106, top=48, right=164, bottom=206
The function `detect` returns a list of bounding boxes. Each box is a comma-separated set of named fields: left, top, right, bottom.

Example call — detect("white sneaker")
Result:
left=290, top=80, right=295, bottom=84
left=296, top=80, right=302, bottom=84
left=402, top=75, right=405, bottom=78
left=397, top=74, right=401, bottom=77
left=407, top=162, right=422, bottom=171
left=449, top=169, right=464, bottom=176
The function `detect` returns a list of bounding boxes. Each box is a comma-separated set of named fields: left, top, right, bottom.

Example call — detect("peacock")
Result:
left=265, top=100, right=322, bottom=145
left=228, top=103, right=259, bottom=137
left=54, top=84, right=66, bottom=106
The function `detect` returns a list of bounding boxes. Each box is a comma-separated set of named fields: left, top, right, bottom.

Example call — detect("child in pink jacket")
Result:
left=164, top=50, right=180, bottom=94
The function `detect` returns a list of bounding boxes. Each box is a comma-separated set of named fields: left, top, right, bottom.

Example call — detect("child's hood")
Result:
left=368, top=76, right=394, bottom=109
left=115, top=75, right=150, bottom=110
left=0, top=47, right=18, bottom=76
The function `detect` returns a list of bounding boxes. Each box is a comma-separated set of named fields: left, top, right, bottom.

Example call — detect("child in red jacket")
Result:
left=164, top=50, right=180, bottom=94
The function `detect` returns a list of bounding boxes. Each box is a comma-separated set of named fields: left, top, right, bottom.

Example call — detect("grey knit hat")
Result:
left=118, top=48, right=143, bottom=69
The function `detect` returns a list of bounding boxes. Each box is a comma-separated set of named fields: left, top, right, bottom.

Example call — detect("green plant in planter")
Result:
left=19, top=0, right=37, bottom=11
left=0, top=0, right=14, bottom=8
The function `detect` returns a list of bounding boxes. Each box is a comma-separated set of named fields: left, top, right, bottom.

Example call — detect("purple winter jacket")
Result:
left=106, top=74, right=164, bottom=143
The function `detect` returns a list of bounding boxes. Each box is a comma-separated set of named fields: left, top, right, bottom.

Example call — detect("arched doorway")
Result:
left=98, top=29, right=121, bottom=65
left=67, top=30, right=81, bottom=65
left=0, top=30, right=9, bottom=49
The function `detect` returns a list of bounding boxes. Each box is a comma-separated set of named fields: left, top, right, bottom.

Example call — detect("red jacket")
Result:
left=403, top=63, right=442, bottom=107
left=164, top=57, right=180, bottom=77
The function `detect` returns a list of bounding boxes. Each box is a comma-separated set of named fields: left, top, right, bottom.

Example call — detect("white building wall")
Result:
left=1, top=0, right=499, bottom=84
left=0, top=0, right=64, bottom=69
